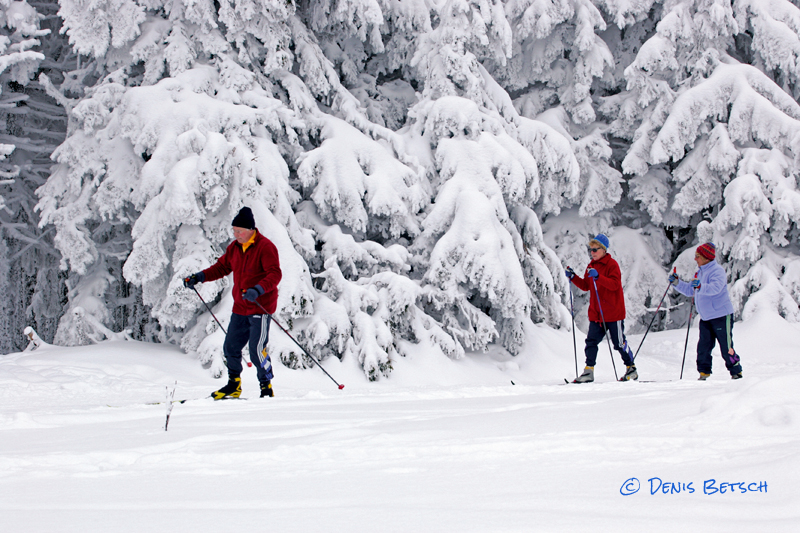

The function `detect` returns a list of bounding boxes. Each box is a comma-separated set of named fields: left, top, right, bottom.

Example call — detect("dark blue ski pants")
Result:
left=697, top=314, right=742, bottom=376
left=585, top=320, right=634, bottom=367
left=224, top=313, right=273, bottom=384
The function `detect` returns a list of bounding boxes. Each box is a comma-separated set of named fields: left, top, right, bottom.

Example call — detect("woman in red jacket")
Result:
left=184, top=207, right=282, bottom=398
left=566, top=234, right=637, bottom=383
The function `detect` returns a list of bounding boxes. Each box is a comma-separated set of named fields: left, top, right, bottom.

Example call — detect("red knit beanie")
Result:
left=696, top=242, right=716, bottom=261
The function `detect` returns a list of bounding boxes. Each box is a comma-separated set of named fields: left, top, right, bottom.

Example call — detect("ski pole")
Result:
left=192, top=286, right=227, bottom=334
left=632, top=267, right=675, bottom=363
left=590, top=276, right=619, bottom=381
left=191, top=287, right=252, bottom=366
left=569, top=283, right=578, bottom=380
left=252, top=300, right=345, bottom=390
left=680, top=273, right=697, bottom=380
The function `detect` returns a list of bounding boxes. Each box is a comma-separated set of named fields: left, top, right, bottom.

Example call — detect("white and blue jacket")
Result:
left=674, top=260, right=735, bottom=321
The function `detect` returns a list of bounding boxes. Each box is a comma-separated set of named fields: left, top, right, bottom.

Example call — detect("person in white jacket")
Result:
left=669, top=242, right=743, bottom=380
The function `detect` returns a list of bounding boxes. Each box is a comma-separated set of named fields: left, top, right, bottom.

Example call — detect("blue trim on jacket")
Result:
left=674, top=260, right=734, bottom=321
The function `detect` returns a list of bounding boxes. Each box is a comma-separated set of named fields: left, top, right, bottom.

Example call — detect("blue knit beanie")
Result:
left=592, top=234, right=609, bottom=250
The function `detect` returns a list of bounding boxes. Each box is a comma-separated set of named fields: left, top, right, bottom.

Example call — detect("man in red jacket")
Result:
left=566, top=234, right=637, bottom=382
left=184, top=207, right=282, bottom=398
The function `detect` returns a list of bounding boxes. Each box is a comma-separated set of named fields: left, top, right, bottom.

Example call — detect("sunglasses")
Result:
left=588, top=247, right=602, bottom=252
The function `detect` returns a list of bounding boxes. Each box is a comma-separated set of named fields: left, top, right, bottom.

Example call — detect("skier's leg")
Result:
left=223, top=313, right=250, bottom=378
left=247, top=314, right=274, bottom=383
left=212, top=313, right=249, bottom=398
left=713, top=314, right=742, bottom=376
left=584, top=321, right=604, bottom=367
left=696, top=319, right=714, bottom=375
left=608, top=320, right=634, bottom=366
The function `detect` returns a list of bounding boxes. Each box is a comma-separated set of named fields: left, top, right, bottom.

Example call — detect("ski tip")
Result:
left=564, top=378, right=569, bottom=384
left=511, top=380, right=515, bottom=385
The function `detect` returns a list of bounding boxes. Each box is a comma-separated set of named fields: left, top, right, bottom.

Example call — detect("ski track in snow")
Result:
left=1, top=312, right=799, bottom=532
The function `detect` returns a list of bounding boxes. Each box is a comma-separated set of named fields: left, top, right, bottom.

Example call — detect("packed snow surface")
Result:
left=2, top=310, right=799, bottom=532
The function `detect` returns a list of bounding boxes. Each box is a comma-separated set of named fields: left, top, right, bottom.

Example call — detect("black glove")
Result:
left=242, top=285, right=265, bottom=302
left=183, top=272, right=205, bottom=288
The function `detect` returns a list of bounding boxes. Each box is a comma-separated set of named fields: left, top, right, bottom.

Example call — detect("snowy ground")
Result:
left=2, top=311, right=799, bottom=532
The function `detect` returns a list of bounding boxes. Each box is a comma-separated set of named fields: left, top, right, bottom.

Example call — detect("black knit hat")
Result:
left=231, top=207, right=255, bottom=229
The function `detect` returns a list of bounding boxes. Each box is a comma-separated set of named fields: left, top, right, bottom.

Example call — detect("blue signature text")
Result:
left=620, top=477, right=768, bottom=496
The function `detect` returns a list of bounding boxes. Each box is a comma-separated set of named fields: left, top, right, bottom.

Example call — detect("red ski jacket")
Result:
left=202, top=230, right=282, bottom=315
left=570, top=253, right=626, bottom=323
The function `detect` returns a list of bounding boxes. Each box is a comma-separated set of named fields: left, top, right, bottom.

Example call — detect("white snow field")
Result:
left=2, top=310, right=799, bottom=533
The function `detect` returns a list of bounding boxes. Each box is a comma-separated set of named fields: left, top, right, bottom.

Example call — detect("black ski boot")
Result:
left=620, top=365, right=638, bottom=381
left=260, top=381, right=274, bottom=398
left=211, top=376, right=242, bottom=400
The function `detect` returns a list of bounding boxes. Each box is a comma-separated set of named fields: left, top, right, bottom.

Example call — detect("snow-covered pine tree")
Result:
left=494, top=0, right=669, bottom=331
left=614, top=0, right=800, bottom=320
left=256, top=2, right=461, bottom=379
left=38, top=1, right=318, bottom=374
left=501, top=0, right=622, bottom=218
left=32, top=0, right=435, bottom=379
left=0, top=0, right=71, bottom=353
left=292, top=0, right=531, bottom=374
left=404, top=0, right=575, bottom=356
left=288, top=112, right=433, bottom=380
